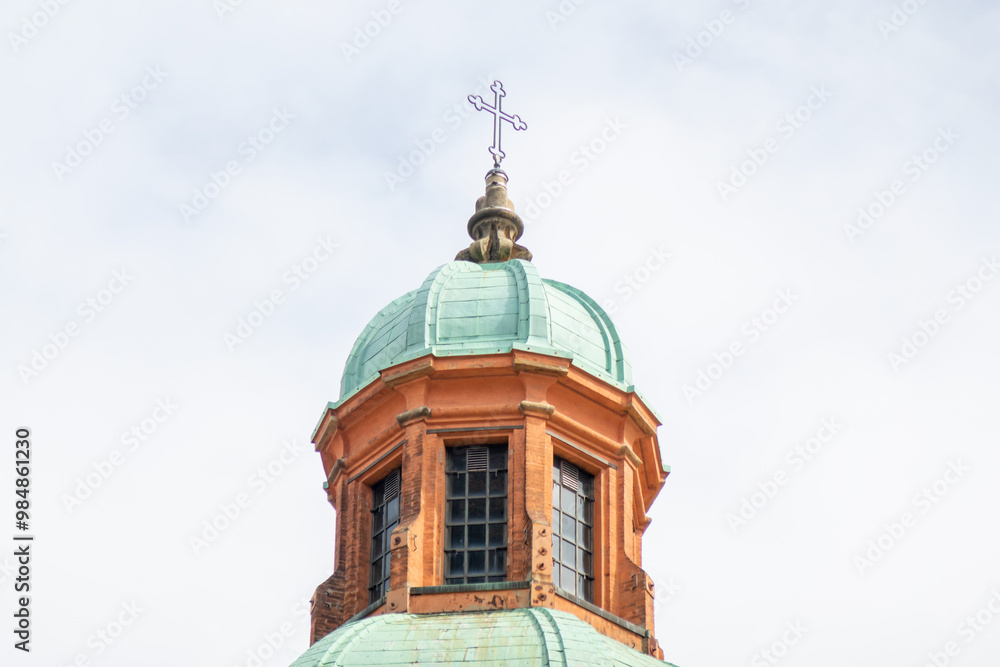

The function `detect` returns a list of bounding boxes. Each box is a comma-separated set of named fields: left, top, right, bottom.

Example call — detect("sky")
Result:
left=2, top=0, right=1000, bottom=665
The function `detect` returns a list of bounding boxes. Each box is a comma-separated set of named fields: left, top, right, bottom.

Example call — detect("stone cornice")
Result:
left=328, top=351, right=659, bottom=440
left=313, top=410, right=338, bottom=453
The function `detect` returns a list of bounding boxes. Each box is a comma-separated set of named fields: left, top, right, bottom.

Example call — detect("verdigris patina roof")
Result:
left=289, top=608, right=674, bottom=666
left=337, top=259, right=632, bottom=405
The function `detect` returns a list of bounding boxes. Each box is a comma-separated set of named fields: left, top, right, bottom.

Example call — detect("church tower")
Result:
left=291, top=83, right=673, bottom=666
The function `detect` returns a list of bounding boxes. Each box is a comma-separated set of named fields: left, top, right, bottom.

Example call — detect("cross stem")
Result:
left=468, top=80, right=527, bottom=167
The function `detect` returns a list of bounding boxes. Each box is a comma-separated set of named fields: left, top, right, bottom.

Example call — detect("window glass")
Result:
left=444, top=444, right=508, bottom=584
left=369, top=468, right=402, bottom=604
left=552, top=458, right=595, bottom=602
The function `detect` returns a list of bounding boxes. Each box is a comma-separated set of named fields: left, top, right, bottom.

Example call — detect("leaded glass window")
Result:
left=552, top=458, right=595, bottom=602
left=369, top=468, right=401, bottom=604
left=444, top=444, right=508, bottom=584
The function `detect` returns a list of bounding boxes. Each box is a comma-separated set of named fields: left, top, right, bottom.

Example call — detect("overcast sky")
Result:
left=3, top=1, right=1000, bottom=666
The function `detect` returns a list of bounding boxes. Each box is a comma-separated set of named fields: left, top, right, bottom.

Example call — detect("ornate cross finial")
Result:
left=468, top=80, right=527, bottom=168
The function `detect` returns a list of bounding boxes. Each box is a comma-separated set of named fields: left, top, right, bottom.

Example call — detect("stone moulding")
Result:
left=395, top=405, right=431, bottom=426
left=518, top=400, right=555, bottom=416
left=312, top=411, right=338, bottom=453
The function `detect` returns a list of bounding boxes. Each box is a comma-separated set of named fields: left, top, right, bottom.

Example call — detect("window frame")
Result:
left=443, top=443, right=510, bottom=585
left=552, top=456, right=596, bottom=603
left=368, top=467, right=402, bottom=604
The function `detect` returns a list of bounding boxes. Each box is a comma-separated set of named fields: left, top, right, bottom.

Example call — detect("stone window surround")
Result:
left=353, top=446, right=405, bottom=609
left=548, top=430, right=612, bottom=609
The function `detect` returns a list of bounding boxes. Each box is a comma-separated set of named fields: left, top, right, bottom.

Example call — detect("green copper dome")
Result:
left=289, top=608, right=673, bottom=666
left=338, top=259, right=632, bottom=404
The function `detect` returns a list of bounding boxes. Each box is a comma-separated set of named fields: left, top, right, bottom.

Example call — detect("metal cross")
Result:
left=468, top=80, right=527, bottom=168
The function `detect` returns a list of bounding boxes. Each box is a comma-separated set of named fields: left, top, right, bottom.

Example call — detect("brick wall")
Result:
left=306, top=352, right=667, bottom=651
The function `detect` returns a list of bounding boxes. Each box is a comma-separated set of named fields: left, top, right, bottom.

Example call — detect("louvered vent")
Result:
left=562, top=461, right=579, bottom=491
left=383, top=469, right=400, bottom=500
left=467, top=446, right=489, bottom=471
